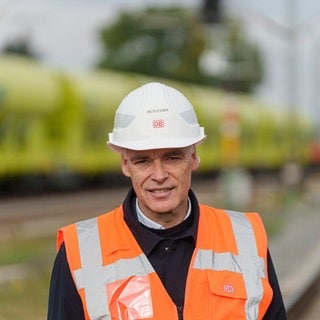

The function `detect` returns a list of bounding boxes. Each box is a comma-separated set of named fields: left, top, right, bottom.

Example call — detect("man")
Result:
left=48, top=82, right=286, bottom=319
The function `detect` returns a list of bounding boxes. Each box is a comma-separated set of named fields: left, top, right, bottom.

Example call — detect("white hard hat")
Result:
left=107, top=82, right=206, bottom=152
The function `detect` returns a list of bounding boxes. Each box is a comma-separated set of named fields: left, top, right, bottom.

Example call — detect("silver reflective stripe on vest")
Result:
left=193, top=210, right=265, bottom=320
left=227, top=210, right=265, bottom=320
left=73, top=217, right=154, bottom=320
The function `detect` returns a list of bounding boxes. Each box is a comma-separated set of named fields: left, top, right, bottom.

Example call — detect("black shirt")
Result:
left=47, top=189, right=287, bottom=319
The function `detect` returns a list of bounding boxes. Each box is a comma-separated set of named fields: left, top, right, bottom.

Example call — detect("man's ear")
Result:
left=121, top=152, right=131, bottom=177
left=192, top=149, right=200, bottom=171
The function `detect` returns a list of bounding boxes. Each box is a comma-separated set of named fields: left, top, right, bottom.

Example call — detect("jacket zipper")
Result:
left=177, top=306, right=183, bottom=320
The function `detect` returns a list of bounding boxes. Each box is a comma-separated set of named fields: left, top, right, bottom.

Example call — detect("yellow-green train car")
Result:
left=0, top=55, right=316, bottom=190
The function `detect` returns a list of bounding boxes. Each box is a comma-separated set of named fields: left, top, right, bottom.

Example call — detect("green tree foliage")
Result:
left=208, top=19, right=264, bottom=92
left=1, top=37, right=39, bottom=59
left=97, top=8, right=206, bottom=84
left=97, top=7, right=263, bottom=93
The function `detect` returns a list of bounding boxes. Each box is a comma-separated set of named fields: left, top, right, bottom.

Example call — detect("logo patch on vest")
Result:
left=223, top=284, right=235, bottom=293
left=152, top=119, right=165, bottom=128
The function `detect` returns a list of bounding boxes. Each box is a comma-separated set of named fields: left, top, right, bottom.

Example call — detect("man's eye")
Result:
left=164, top=156, right=183, bottom=162
left=133, top=159, right=149, bottom=165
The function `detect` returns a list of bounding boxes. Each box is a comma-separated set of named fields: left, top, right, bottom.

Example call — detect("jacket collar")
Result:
left=122, top=188, right=199, bottom=256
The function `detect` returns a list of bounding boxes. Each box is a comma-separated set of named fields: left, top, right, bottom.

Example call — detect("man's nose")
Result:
left=150, top=159, right=169, bottom=181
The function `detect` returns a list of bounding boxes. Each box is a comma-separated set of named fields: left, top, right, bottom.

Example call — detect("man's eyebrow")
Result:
left=130, top=154, right=150, bottom=161
left=162, top=150, right=185, bottom=156
left=129, top=150, right=185, bottom=161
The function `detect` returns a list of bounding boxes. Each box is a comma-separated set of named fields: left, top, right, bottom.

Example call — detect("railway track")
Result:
left=286, top=267, right=320, bottom=319
left=0, top=177, right=220, bottom=240
left=0, top=186, right=129, bottom=240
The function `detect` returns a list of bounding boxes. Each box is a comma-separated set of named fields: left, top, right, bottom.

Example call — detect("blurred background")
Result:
left=0, top=0, right=320, bottom=319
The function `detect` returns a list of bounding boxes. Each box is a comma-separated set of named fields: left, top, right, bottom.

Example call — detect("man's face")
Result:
left=121, top=146, right=199, bottom=226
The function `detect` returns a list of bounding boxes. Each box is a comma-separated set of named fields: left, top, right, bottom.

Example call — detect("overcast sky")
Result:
left=1, top=0, right=320, bottom=120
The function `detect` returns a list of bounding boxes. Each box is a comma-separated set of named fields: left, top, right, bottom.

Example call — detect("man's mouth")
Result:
left=148, top=187, right=174, bottom=194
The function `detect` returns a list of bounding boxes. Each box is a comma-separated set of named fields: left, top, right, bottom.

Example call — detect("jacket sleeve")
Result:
left=47, top=242, right=85, bottom=320
left=262, top=249, right=287, bottom=320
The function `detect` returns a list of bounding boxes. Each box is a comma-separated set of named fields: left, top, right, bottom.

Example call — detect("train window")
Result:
left=241, top=123, right=255, bottom=147
left=0, top=115, right=8, bottom=147
left=14, top=118, right=29, bottom=149
left=85, top=119, right=106, bottom=146
left=45, top=118, right=62, bottom=144
left=0, top=116, right=29, bottom=150
left=0, top=86, right=6, bottom=106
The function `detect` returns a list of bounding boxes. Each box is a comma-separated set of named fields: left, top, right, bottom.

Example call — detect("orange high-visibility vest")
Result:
left=57, top=204, right=273, bottom=320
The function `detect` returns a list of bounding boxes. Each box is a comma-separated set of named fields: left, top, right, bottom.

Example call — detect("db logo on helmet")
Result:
left=152, top=119, right=165, bottom=128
